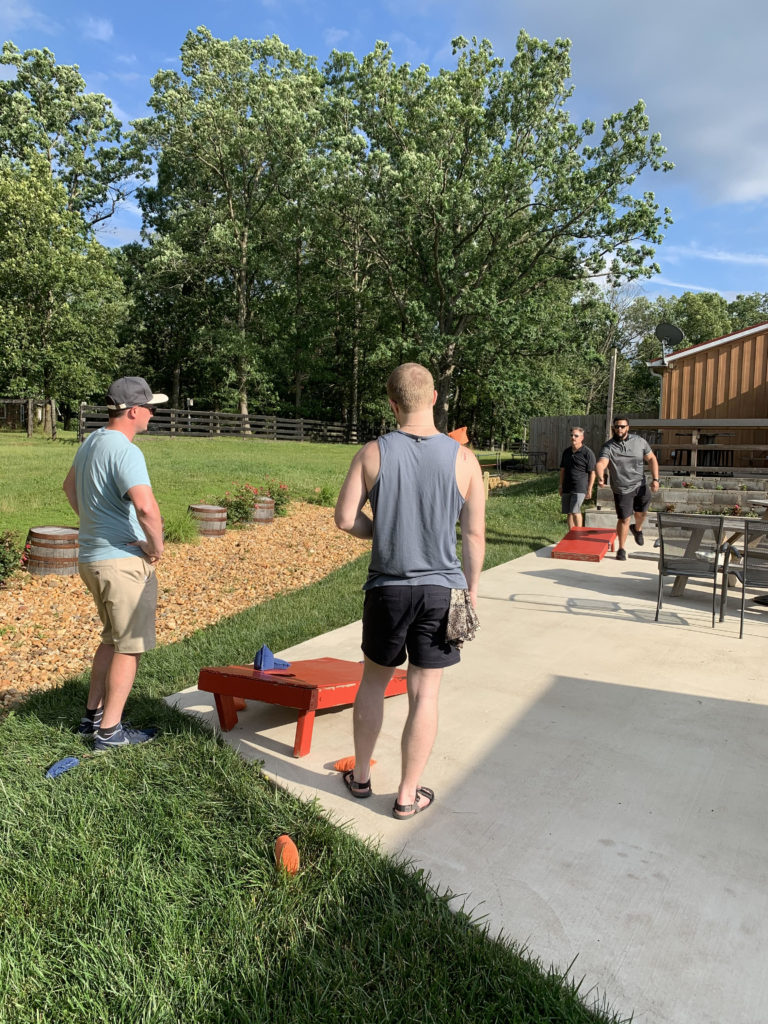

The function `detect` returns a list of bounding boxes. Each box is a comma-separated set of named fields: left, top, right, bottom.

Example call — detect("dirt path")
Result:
left=0, top=504, right=369, bottom=710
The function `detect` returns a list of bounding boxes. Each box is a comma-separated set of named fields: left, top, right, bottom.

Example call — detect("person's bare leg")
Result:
left=634, top=510, right=647, bottom=533
left=101, top=652, right=142, bottom=729
left=573, top=511, right=583, bottom=528
left=352, top=657, right=395, bottom=785
left=566, top=512, right=576, bottom=530
left=86, top=642, right=113, bottom=710
left=397, top=665, right=443, bottom=808
left=616, top=517, right=631, bottom=550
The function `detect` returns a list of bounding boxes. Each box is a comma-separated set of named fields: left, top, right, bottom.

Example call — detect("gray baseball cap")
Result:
left=106, top=376, right=168, bottom=410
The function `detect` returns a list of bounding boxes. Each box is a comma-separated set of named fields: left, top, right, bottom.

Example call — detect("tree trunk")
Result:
left=434, top=354, right=456, bottom=432
left=171, top=365, right=181, bottom=408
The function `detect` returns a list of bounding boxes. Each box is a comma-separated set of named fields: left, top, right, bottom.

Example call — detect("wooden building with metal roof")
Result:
left=648, top=321, right=768, bottom=470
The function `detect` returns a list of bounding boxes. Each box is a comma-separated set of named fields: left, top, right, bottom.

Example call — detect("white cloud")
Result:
left=439, top=0, right=768, bottom=205
left=388, top=31, right=431, bottom=67
left=665, top=245, right=768, bottom=268
left=116, top=54, right=137, bottom=65
left=652, top=277, right=713, bottom=293
left=323, top=28, right=350, bottom=48
left=0, top=0, right=58, bottom=33
left=81, top=16, right=113, bottom=42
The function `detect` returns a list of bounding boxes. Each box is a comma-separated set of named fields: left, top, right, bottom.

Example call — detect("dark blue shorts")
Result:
left=361, top=585, right=460, bottom=669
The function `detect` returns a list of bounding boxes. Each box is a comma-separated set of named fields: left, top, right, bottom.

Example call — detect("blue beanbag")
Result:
left=45, top=757, right=80, bottom=779
left=254, top=644, right=291, bottom=671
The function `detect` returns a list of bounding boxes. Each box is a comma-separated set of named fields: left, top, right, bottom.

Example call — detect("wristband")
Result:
left=652, top=478, right=659, bottom=482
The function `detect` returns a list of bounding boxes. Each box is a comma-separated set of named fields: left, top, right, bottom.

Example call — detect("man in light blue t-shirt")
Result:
left=63, top=377, right=167, bottom=751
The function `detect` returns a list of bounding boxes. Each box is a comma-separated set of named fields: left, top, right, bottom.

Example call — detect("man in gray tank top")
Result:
left=335, top=363, right=486, bottom=819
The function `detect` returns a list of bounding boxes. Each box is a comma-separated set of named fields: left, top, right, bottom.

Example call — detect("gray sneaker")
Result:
left=616, top=548, right=627, bottom=561
left=94, top=723, right=158, bottom=752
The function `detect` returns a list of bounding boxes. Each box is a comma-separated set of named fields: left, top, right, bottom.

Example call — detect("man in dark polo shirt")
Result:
left=559, top=427, right=596, bottom=529
left=596, top=414, right=660, bottom=561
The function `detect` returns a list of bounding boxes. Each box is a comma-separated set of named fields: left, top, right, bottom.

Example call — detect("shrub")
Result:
left=163, top=511, right=200, bottom=545
left=262, top=477, right=290, bottom=517
left=212, top=479, right=291, bottom=524
left=0, top=530, right=20, bottom=586
left=306, top=484, right=337, bottom=507
left=212, top=483, right=257, bottom=525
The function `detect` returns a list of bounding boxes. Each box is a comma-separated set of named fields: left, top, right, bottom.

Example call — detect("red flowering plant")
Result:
left=211, top=479, right=290, bottom=524
left=1, top=530, right=21, bottom=585
left=262, top=476, right=290, bottom=516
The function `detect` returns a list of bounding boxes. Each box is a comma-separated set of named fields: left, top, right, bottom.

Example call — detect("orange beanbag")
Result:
left=274, top=834, right=300, bottom=875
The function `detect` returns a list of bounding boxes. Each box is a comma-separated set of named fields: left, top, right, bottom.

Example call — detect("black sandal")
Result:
left=342, top=769, right=372, bottom=799
left=392, top=786, right=435, bottom=819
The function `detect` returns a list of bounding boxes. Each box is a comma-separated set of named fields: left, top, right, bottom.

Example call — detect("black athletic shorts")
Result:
left=361, top=584, right=460, bottom=669
left=613, top=482, right=652, bottom=521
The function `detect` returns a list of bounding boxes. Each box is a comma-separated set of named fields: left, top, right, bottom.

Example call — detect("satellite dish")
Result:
left=655, top=322, right=684, bottom=346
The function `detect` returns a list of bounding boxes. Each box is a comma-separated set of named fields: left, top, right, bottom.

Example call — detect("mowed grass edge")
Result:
left=0, top=437, right=628, bottom=1023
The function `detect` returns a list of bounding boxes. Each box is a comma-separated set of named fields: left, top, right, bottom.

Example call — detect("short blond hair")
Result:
left=386, top=363, right=435, bottom=412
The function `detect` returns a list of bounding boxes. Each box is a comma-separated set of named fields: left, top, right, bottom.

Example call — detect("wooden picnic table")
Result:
left=669, top=502, right=768, bottom=596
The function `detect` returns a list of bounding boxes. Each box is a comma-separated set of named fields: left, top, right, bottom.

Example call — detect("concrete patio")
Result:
left=168, top=544, right=768, bottom=1024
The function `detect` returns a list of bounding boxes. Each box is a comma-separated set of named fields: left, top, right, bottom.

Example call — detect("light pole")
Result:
left=604, top=342, right=619, bottom=441
left=653, top=322, right=684, bottom=416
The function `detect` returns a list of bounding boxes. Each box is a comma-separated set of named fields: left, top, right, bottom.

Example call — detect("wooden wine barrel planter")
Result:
left=188, top=504, right=227, bottom=537
left=25, top=526, right=79, bottom=576
left=251, top=497, right=275, bottom=524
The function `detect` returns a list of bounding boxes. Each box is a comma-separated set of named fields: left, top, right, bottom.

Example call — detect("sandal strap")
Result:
left=343, top=769, right=371, bottom=795
left=393, top=786, right=435, bottom=816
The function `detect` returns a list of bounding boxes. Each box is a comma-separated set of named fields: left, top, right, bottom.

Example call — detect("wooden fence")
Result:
left=78, top=404, right=356, bottom=444
left=528, top=415, right=610, bottom=471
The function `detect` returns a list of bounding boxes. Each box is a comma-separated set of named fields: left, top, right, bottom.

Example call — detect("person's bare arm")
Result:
left=63, top=466, right=78, bottom=515
left=127, top=484, right=164, bottom=562
left=458, top=452, right=486, bottom=608
left=645, top=450, right=660, bottom=492
left=558, top=467, right=565, bottom=495
left=334, top=442, right=378, bottom=539
left=587, top=469, right=596, bottom=498
left=595, top=456, right=609, bottom=486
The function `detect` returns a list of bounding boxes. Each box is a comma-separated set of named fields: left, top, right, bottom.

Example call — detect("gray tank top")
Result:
left=364, top=430, right=467, bottom=590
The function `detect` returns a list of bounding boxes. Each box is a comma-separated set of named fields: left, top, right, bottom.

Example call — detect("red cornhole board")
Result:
left=551, top=527, right=617, bottom=562
left=197, top=657, right=407, bottom=757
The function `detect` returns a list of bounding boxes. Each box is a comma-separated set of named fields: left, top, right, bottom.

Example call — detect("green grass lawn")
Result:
left=1, top=438, right=625, bottom=1023
left=0, top=432, right=358, bottom=536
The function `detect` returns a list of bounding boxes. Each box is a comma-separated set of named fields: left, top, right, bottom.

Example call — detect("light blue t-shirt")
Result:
left=72, top=428, right=152, bottom=562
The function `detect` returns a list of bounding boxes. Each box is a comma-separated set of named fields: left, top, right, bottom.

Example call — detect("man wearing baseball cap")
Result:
left=63, top=377, right=167, bottom=750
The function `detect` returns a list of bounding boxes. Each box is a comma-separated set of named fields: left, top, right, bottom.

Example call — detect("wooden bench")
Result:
left=197, top=657, right=407, bottom=757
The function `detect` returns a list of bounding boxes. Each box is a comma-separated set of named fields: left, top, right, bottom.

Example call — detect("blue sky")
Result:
left=3, top=0, right=768, bottom=302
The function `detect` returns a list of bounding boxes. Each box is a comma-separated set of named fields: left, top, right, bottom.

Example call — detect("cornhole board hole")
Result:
left=197, top=657, right=408, bottom=757
left=551, top=527, right=617, bottom=562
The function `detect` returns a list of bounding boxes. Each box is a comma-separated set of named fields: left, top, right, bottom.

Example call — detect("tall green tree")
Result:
left=332, top=33, right=672, bottom=428
left=0, top=42, right=130, bottom=226
left=0, top=159, right=126, bottom=408
left=728, top=292, right=768, bottom=331
left=133, top=28, right=324, bottom=415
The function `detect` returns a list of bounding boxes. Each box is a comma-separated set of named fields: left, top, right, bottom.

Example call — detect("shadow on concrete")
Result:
left=404, top=673, right=768, bottom=1024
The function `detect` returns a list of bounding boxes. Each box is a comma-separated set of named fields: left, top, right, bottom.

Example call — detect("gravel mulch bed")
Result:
left=0, top=503, right=369, bottom=710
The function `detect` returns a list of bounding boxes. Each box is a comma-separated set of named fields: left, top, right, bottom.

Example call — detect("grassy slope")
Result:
left=0, top=437, right=626, bottom=1023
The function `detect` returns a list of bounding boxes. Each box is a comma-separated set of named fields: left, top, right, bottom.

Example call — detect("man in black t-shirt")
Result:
left=559, top=427, right=596, bottom=529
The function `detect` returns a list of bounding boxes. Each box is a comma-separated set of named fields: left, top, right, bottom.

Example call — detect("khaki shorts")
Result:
left=79, top=556, right=158, bottom=654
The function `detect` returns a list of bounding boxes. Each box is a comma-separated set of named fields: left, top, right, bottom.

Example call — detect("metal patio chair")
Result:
left=718, top=518, right=768, bottom=638
left=655, top=513, right=725, bottom=627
